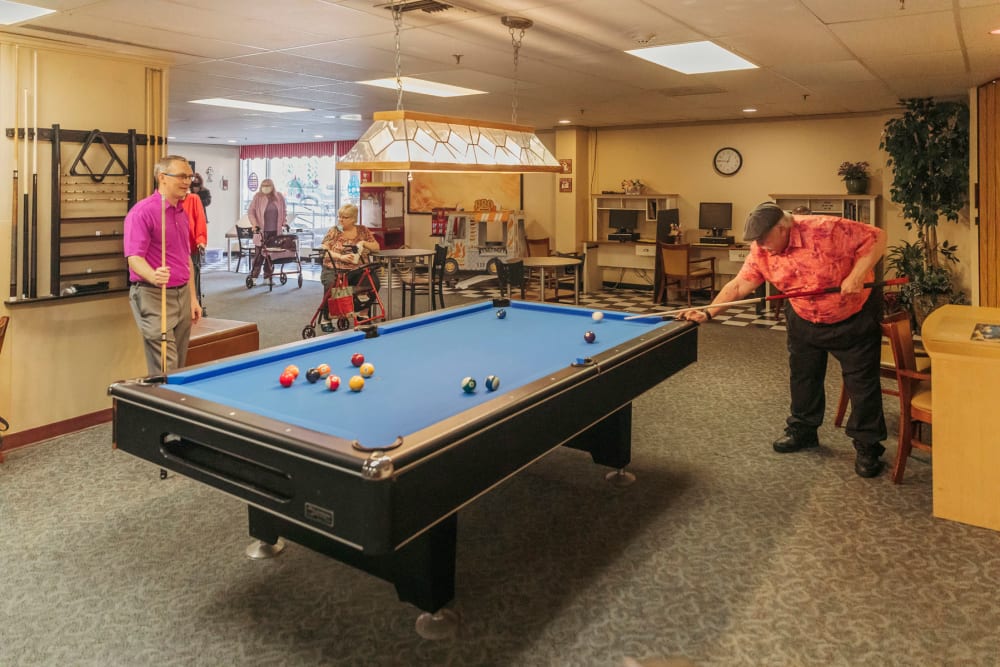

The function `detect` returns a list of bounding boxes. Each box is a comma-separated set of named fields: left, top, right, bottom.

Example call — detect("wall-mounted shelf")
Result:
left=769, top=193, right=880, bottom=226
left=591, top=193, right=679, bottom=243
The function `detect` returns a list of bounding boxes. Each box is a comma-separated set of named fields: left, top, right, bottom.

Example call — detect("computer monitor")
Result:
left=699, top=202, right=733, bottom=237
left=608, top=209, right=640, bottom=233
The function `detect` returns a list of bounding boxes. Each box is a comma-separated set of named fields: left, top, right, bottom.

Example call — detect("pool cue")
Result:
left=625, top=277, right=909, bottom=320
left=29, top=51, right=38, bottom=299
left=160, top=193, right=168, bottom=374
left=9, top=45, right=19, bottom=299
left=21, top=89, right=29, bottom=299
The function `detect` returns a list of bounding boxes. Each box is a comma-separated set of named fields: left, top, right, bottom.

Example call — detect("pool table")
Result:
left=110, top=300, right=697, bottom=618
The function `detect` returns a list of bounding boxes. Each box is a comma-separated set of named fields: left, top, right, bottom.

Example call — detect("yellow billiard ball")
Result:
left=359, top=362, right=375, bottom=377
left=349, top=375, right=365, bottom=392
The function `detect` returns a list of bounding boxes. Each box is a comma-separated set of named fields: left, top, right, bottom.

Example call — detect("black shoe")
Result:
left=853, top=441, right=886, bottom=478
left=772, top=429, right=819, bottom=453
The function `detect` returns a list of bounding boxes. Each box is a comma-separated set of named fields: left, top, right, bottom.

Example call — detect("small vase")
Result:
left=845, top=177, right=869, bottom=195
left=625, top=185, right=643, bottom=195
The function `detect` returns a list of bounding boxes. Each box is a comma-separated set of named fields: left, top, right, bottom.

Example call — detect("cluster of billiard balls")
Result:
left=278, top=352, right=374, bottom=392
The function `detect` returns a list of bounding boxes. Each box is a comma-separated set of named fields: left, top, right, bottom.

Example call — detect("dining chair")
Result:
left=400, top=245, right=447, bottom=317
left=882, top=312, right=933, bottom=483
left=655, top=242, right=715, bottom=306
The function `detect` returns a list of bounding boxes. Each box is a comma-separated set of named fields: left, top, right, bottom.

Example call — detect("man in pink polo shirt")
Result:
left=682, top=202, right=888, bottom=478
left=124, top=155, right=203, bottom=374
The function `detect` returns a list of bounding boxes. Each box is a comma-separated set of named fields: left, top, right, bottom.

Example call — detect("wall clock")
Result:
left=713, top=147, right=742, bottom=175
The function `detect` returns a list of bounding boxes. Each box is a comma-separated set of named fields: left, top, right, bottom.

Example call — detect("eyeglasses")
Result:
left=163, top=173, right=194, bottom=181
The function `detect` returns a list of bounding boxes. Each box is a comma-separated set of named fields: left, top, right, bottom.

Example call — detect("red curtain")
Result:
left=239, top=140, right=356, bottom=160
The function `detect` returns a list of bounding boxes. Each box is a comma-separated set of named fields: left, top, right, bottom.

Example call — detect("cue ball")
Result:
left=305, top=368, right=322, bottom=384
left=349, top=375, right=365, bottom=392
left=359, top=362, right=375, bottom=378
left=279, top=371, right=295, bottom=387
left=351, top=353, right=365, bottom=367
left=496, top=309, right=507, bottom=319
left=284, top=364, right=300, bottom=379
left=484, top=375, right=500, bottom=392
left=326, top=375, right=341, bottom=391
left=461, top=376, right=477, bottom=393
left=592, top=311, right=604, bottom=322
left=584, top=331, right=596, bottom=343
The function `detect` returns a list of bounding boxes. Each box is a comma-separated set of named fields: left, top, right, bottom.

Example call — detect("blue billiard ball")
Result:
left=584, top=330, right=596, bottom=343
left=484, top=375, right=500, bottom=391
left=496, top=309, right=507, bottom=319
left=461, top=376, right=477, bottom=393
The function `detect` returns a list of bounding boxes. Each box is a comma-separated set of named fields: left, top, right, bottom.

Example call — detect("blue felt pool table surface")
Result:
left=166, top=301, right=675, bottom=450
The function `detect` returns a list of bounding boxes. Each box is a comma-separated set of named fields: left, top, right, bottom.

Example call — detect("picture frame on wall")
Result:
left=559, top=177, right=573, bottom=193
left=559, top=159, right=572, bottom=174
left=407, top=173, right=523, bottom=214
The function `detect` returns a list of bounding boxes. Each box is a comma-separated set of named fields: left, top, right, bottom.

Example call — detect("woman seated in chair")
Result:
left=319, top=203, right=381, bottom=298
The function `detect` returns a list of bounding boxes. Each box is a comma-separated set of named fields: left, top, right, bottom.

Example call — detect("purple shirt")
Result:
left=124, top=193, right=191, bottom=286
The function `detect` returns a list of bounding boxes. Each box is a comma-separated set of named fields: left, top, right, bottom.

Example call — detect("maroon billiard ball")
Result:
left=584, top=331, right=596, bottom=343
left=351, top=353, right=365, bottom=367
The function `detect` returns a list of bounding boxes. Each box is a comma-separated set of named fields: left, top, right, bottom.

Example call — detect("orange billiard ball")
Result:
left=283, top=364, right=300, bottom=379
left=316, top=363, right=331, bottom=377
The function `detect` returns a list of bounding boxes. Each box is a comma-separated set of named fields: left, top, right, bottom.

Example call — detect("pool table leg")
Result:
left=564, top=403, right=632, bottom=470
left=247, top=507, right=457, bottom=615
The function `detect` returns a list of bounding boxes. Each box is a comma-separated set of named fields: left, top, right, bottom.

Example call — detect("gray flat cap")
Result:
left=743, top=202, right=786, bottom=242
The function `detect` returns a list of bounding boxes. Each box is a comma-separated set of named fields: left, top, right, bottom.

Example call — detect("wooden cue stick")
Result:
left=29, top=50, right=38, bottom=299
left=624, top=278, right=909, bottom=320
left=21, top=89, right=29, bottom=298
left=160, top=193, right=168, bottom=374
left=9, top=45, right=18, bottom=299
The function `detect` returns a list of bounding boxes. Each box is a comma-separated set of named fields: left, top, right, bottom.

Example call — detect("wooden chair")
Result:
left=833, top=312, right=930, bottom=427
left=526, top=237, right=550, bottom=258
left=881, top=312, right=933, bottom=483
left=400, top=244, right=447, bottom=316
left=655, top=242, right=715, bottom=306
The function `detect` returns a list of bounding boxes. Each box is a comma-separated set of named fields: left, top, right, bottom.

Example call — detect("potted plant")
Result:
left=837, top=161, right=870, bottom=194
left=880, top=97, right=969, bottom=329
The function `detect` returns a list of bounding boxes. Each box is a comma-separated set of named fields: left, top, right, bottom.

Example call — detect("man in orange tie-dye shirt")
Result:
left=682, top=202, right=888, bottom=478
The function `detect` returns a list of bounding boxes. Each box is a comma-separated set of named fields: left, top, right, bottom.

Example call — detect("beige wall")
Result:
left=170, top=143, right=241, bottom=251
left=0, top=37, right=167, bottom=436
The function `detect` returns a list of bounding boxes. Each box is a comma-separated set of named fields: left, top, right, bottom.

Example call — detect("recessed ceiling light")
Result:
left=189, top=98, right=310, bottom=113
left=626, top=41, right=757, bottom=74
left=314, top=134, right=324, bottom=138
left=742, top=107, right=757, bottom=113
left=167, top=136, right=176, bottom=140
left=359, top=77, right=486, bottom=97
left=558, top=119, right=572, bottom=124
left=340, top=114, right=363, bottom=121
left=0, top=0, right=55, bottom=25
left=227, top=139, right=237, bottom=143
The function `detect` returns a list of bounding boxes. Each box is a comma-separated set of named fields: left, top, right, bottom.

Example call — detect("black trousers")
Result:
left=783, top=291, right=887, bottom=445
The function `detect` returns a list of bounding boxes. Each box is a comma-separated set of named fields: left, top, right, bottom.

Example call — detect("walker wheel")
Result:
left=280, top=274, right=288, bottom=285
left=337, top=317, right=351, bottom=331
left=245, top=276, right=254, bottom=289
left=297, top=274, right=303, bottom=288
left=301, top=325, right=316, bottom=339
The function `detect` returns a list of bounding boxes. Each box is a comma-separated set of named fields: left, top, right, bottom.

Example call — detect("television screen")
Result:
left=609, top=209, right=640, bottom=231
left=699, top=202, right=733, bottom=231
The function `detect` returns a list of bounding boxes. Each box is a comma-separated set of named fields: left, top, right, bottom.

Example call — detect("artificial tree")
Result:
left=880, top=97, right=969, bottom=325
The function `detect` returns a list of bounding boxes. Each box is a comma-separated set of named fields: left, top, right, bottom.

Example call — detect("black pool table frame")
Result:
left=110, top=318, right=697, bottom=615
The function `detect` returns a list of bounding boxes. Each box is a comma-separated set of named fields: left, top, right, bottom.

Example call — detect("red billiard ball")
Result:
left=326, top=375, right=341, bottom=391
left=279, top=370, right=295, bottom=387
left=351, top=353, right=365, bottom=367
left=584, top=331, right=596, bottom=343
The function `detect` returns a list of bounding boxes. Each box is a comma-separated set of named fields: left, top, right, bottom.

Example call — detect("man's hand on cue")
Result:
left=678, top=309, right=712, bottom=323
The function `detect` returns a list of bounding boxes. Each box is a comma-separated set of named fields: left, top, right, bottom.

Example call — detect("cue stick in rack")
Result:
left=29, top=51, right=38, bottom=299
left=21, top=89, right=29, bottom=299
left=9, top=45, right=19, bottom=299
left=160, top=193, right=168, bottom=375
left=624, top=278, right=909, bottom=320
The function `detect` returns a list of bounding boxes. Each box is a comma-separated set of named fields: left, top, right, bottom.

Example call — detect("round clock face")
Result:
left=713, top=147, right=742, bottom=175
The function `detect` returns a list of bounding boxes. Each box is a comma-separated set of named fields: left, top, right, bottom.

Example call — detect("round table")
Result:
left=521, top=255, right=583, bottom=304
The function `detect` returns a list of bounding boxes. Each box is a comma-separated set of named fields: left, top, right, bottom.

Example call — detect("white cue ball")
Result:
left=592, top=311, right=604, bottom=322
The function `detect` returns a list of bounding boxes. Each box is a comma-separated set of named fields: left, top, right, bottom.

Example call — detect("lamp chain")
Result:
left=508, top=24, right=526, bottom=124
left=393, top=2, right=404, bottom=111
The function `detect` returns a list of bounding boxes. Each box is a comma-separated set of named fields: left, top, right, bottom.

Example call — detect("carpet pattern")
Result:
left=2, top=270, right=998, bottom=666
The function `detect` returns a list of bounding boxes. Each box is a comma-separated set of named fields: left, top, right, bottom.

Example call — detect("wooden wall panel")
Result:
left=979, top=82, right=1000, bottom=307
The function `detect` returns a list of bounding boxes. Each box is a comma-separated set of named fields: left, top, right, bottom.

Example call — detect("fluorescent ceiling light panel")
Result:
left=189, top=98, right=310, bottom=113
left=0, top=0, right=55, bottom=24
left=359, top=77, right=486, bottom=97
left=626, top=41, right=757, bottom=74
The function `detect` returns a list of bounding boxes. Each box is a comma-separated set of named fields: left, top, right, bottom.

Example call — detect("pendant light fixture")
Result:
left=337, top=7, right=561, bottom=173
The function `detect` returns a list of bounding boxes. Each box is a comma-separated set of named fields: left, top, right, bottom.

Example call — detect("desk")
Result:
left=110, top=301, right=697, bottom=625
left=374, top=248, right=435, bottom=318
left=921, top=305, right=1000, bottom=531
left=522, top=256, right=583, bottom=304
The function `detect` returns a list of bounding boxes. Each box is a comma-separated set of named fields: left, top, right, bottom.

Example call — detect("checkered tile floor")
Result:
left=203, top=258, right=786, bottom=330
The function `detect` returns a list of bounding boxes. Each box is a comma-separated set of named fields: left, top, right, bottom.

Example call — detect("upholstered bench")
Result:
left=186, top=318, right=259, bottom=367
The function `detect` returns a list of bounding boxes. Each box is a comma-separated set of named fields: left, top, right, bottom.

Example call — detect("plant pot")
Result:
left=911, top=292, right=950, bottom=333
left=845, top=177, right=869, bottom=195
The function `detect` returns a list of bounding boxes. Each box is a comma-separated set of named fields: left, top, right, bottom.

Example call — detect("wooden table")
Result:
left=921, top=304, right=1000, bottom=532
left=522, top=256, right=583, bottom=304
left=374, top=248, right=435, bottom=318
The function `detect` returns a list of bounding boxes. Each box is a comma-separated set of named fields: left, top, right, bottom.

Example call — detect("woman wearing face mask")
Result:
left=247, top=179, right=288, bottom=279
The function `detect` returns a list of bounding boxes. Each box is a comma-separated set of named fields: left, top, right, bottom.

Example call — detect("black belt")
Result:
left=131, top=281, right=187, bottom=290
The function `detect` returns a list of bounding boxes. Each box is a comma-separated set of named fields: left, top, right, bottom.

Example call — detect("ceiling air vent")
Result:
left=375, top=0, right=455, bottom=13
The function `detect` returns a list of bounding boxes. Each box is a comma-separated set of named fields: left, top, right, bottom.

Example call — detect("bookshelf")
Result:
left=768, top=193, right=880, bottom=226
